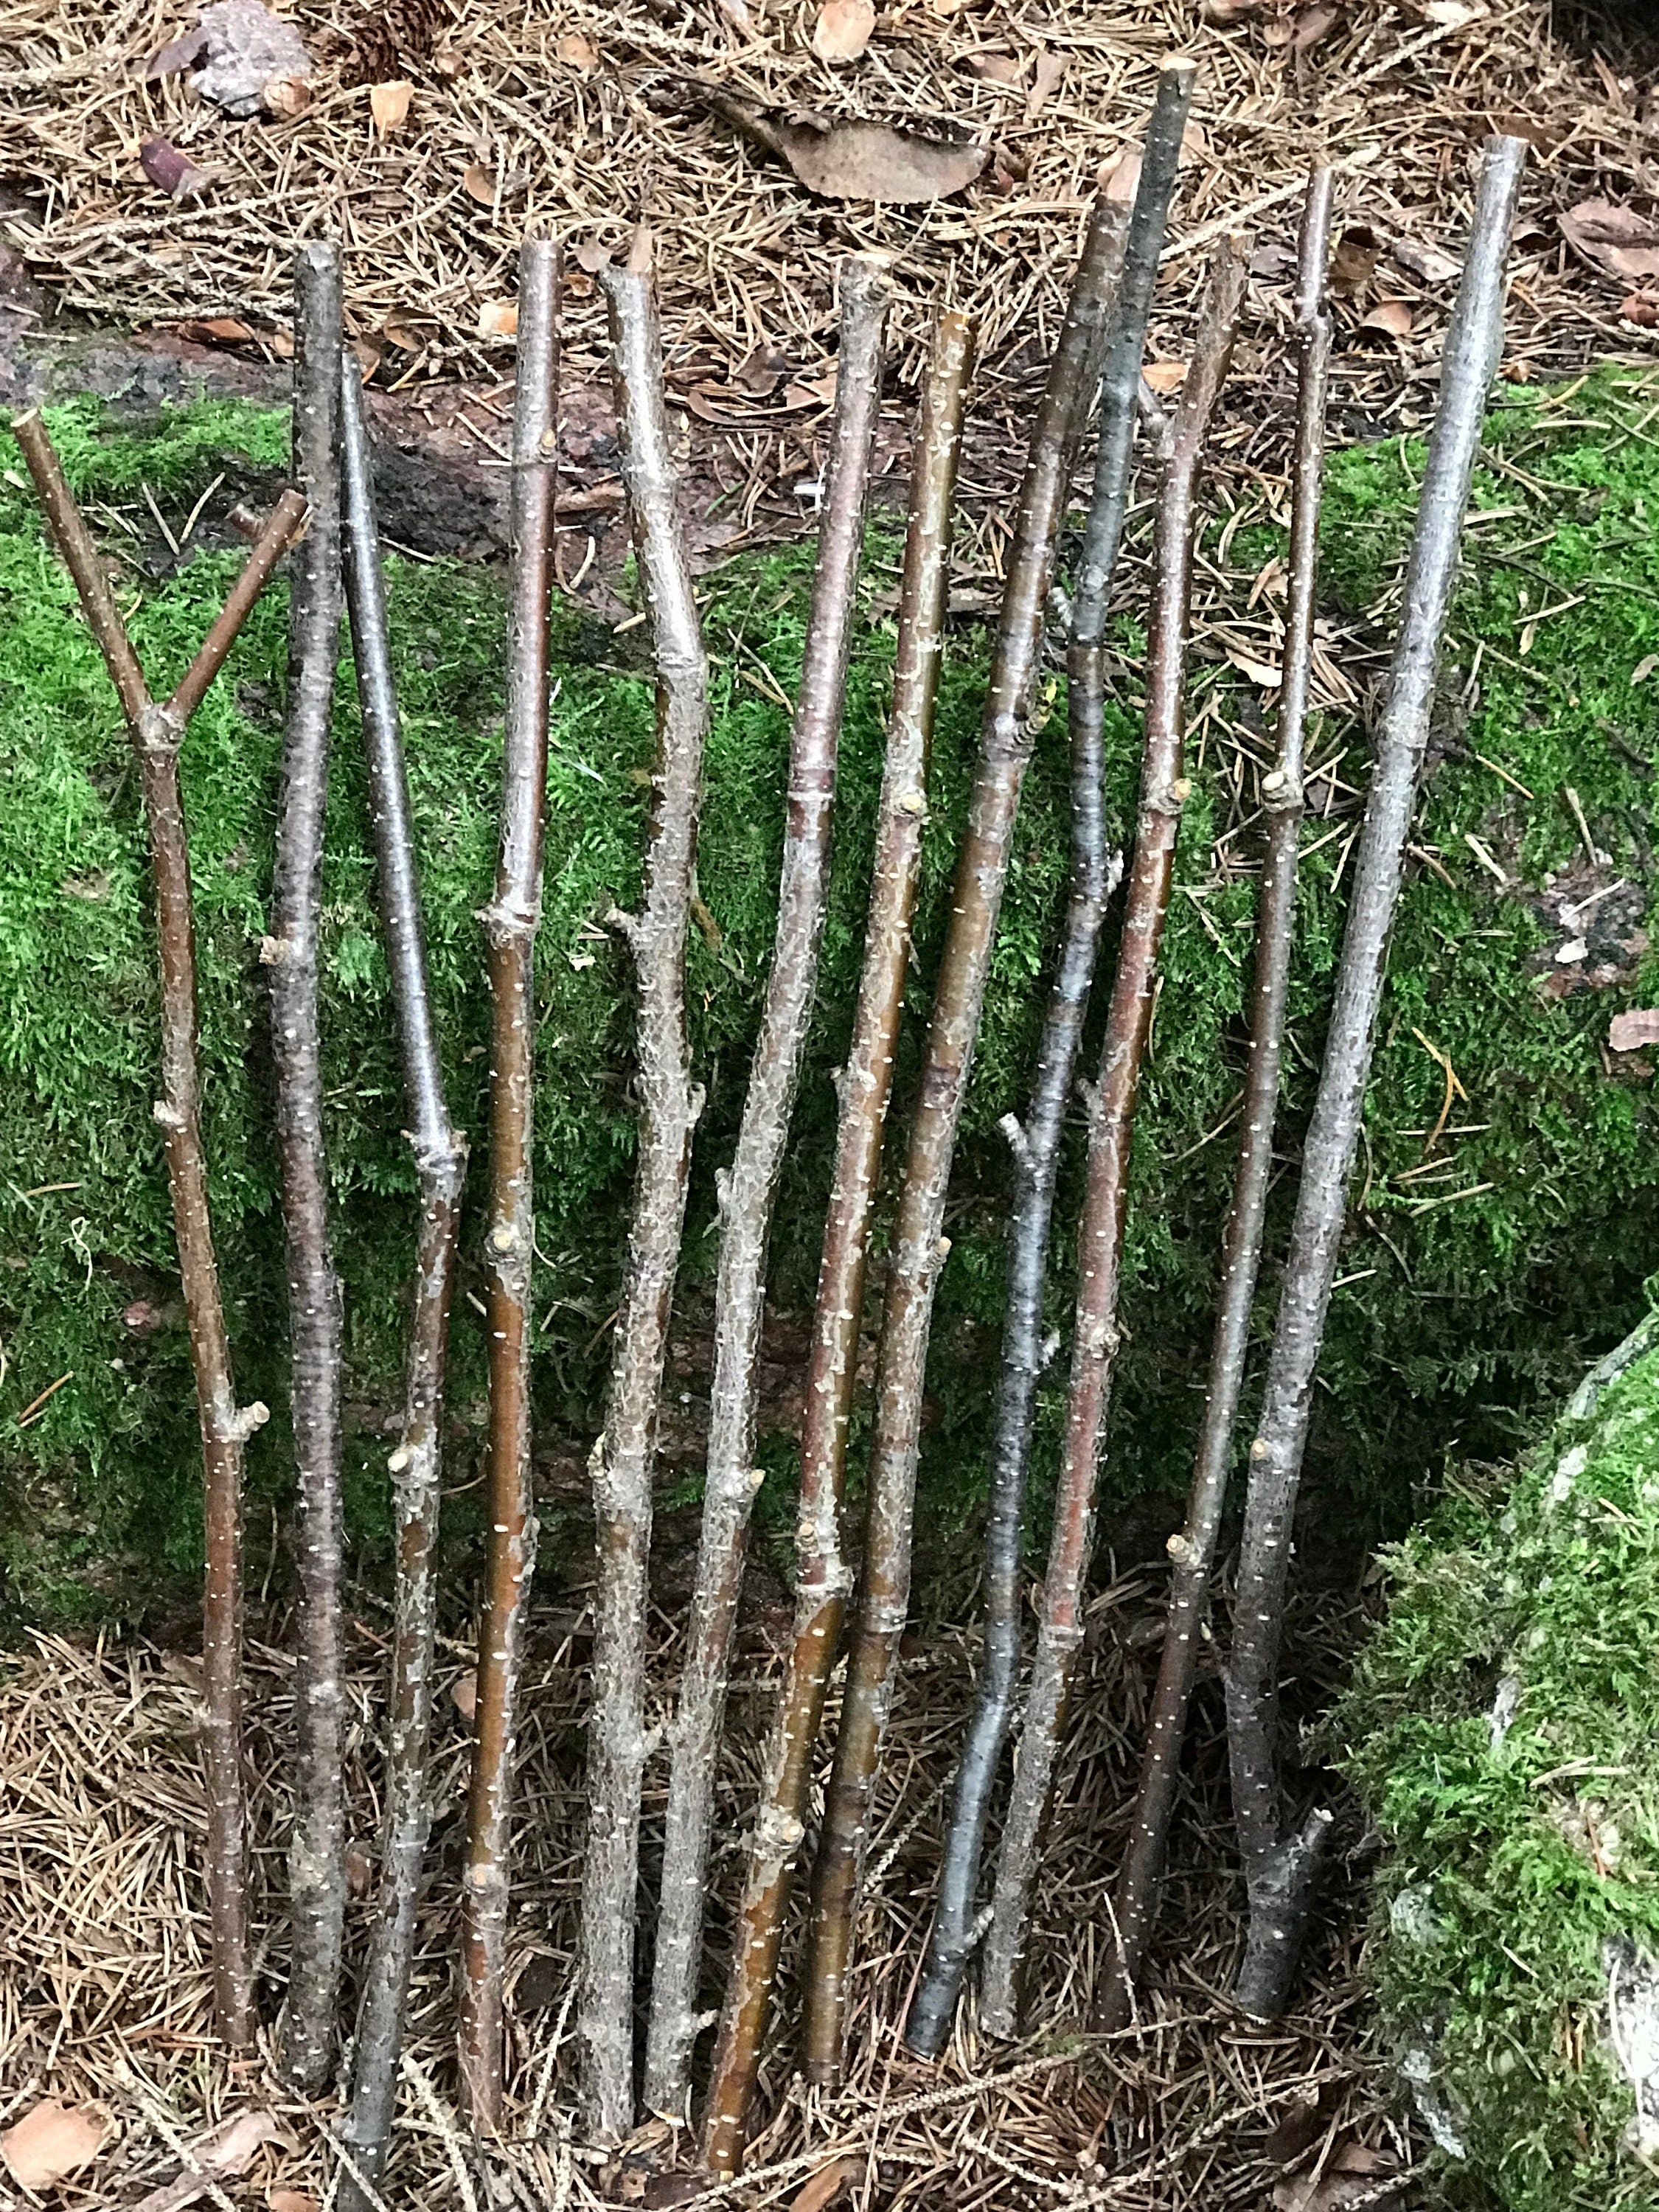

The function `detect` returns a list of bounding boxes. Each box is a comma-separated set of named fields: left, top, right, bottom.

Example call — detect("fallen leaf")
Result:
left=1388, top=231, right=1460, bottom=283
left=433, top=46, right=465, bottom=75
left=382, top=309, right=429, bottom=353
left=462, top=161, right=498, bottom=205
left=173, top=316, right=257, bottom=345
left=143, top=28, right=209, bottom=77
left=344, top=1841, right=375, bottom=1894
left=140, top=136, right=213, bottom=202
left=452, top=1668, right=478, bottom=1719
left=189, top=0, right=312, bottom=119
left=1422, top=0, right=1477, bottom=22
left=349, top=335, right=384, bottom=380
left=1330, top=223, right=1381, bottom=291
left=1559, top=198, right=1659, bottom=285
left=1290, top=2, right=1338, bottom=48
left=1026, top=45, right=1065, bottom=117
left=132, top=2112, right=281, bottom=2212
left=1359, top=299, right=1413, bottom=338
left=265, top=72, right=310, bottom=116
left=1202, top=0, right=1264, bottom=18
left=269, top=2194, right=320, bottom=2212
left=369, top=80, right=414, bottom=133
left=573, top=237, right=613, bottom=274
left=789, top=2157, right=863, bottom=2212
left=969, top=49, right=1021, bottom=83
left=695, top=83, right=986, bottom=203
left=1142, top=360, right=1188, bottom=394
left=1621, top=292, right=1659, bottom=327
left=556, top=29, right=600, bottom=71
left=1103, top=145, right=1141, bottom=203
left=478, top=298, right=518, bottom=338
left=1, top=2102, right=108, bottom=2190
left=1610, top=1009, right=1659, bottom=1052
left=1228, top=649, right=1283, bottom=688
left=813, top=0, right=875, bottom=60
left=782, top=367, right=840, bottom=410
left=1180, top=119, right=1208, bottom=164
left=1262, top=14, right=1297, bottom=46
left=1632, top=653, right=1658, bottom=685
left=733, top=343, right=790, bottom=395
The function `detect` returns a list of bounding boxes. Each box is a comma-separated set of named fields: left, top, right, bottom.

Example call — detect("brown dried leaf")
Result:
left=813, top=0, right=875, bottom=60
left=1, top=2102, right=108, bottom=2190
left=969, top=49, right=1020, bottom=83
left=269, top=2194, right=321, bottom=2212
left=344, top=1841, right=375, bottom=1894
left=1610, top=1009, right=1659, bottom=1052
left=451, top=1668, right=478, bottom=1719
left=1203, top=0, right=1263, bottom=18
left=462, top=161, right=498, bottom=205
left=1330, top=223, right=1381, bottom=291
left=140, top=137, right=213, bottom=202
left=1180, top=119, right=1208, bottom=164
left=789, top=2157, right=863, bottom=2212
left=369, top=80, right=414, bottom=134
left=557, top=29, right=600, bottom=71
left=262, top=74, right=310, bottom=119
left=1621, top=293, right=1659, bottom=327
left=143, top=28, right=208, bottom=77
left=1559, top=198, right=1659, bottom=285
left=478, top=298, right=518, bottom=338
left=697, top=84, right=985, bottom=203
left=1290, top=2, right=1338, bottom=48
left=132, top=2111, right=280, bottom=2212
left=173, top=316, right=257, bottom=345
left=349, top=335, right=384, bottom=380
left=1103, top=145, right=1141, bottom=203
left=1026, top=46, right=1065, bottom=117
left=382, top=309, right=429, bottom=353
left=1142, top=360, right=1188, bottom=394
left=733, top=343, right=790, bottom=396
left=1389, top=231, right=1460, bottom=284
left=1359, top=298, right=1413, bottom=338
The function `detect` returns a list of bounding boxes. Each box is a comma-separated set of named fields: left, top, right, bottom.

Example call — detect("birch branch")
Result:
left=576, top=235, right=713, bottom=2146
left=273, top=240, right=348, bottom=2093
left=643, top=254, right=890, bottom=2128
left=1097, top=169, right=1334, bottom=2037
left=702, top=307, right=974, bottom=2177
left=1226, top=135, right=1526, bottom=2021
left=981, top=236, right=1249, bottom=2040
left=338, top=352, right=469, bottom=2205
left=12, top=409, right=305, bottom=2046
left=801, top=194, right=1132, bottom=2087
left=905, top=63, right=1194, bottom=2065
left=458, top=236, right=560, bottom=2134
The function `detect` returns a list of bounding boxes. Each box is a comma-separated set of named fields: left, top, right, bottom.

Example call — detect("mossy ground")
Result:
left=1339, top=1315, right=1659, bottom=2212
left=1, top=371, right=1656, bottom=1632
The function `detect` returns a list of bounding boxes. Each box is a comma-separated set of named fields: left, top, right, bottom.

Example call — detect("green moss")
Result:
left=1, top=373, right=1656, bottom=1625
left=1338, top=1314, right=1659, bottom=2211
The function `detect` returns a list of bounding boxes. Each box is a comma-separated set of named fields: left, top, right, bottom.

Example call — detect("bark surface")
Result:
left=905, top=66, right=1194, bottom=2065
left=702, top=307, right=974, bottom=2174
left=459, top=237, right=560, bottom=2133
left=577, top=243, right=713, bottom=2146
left=643, top=257, right=889, bottom=2124
left=801, top=196, right=1131, bottom=2085
left=12, top=410, right=304, bottom=2045
left=981, top=238, right=1248, bottom=2039
left=1227, top=137, right=1526, bottom=2021
left=273, top=242, right=347, bottom=2092
left=338, top=353, right=468, bottom=2201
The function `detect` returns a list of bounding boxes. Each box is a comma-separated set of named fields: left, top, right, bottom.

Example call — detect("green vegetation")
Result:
left=0, top=370, right=1655, bottom=1627
left=1340, top=1314, right=1659, bottom=2211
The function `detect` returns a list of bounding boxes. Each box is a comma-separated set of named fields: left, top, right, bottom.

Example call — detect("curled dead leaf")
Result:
left=1330, top=223, right=1381, bottom=291
left=140, top=137, right=213, bottom=202
left=382, top=310, right=431, bottom=354
left=1620, top=293, right=1659, bottom=327
left=1290, top=2, right=1338, bottom=48
left=1, top=2101, right=108, bottom=2190
left=452, top=1668, right=478, bottom=1719
left=344, top=1841, right=375, bottom=1895
left=478, top=298, right=518, bottom=338
left=462, top=161, right=498, bottom=205
left=369, top=80, right=414, bottom=134
left=556, top=29, right=600, bottom=71
left=262, top=73, right=310, bottom=118
left=1610, top=1009, right=1659, bottom=1052
left=1359, top=298, right=1413, bottom=339
left=1179, top=119, right=1208, bottom=164
left=173, top=316, right=257, bottom=346
left=788, top=2156, right=863, bottom=2212
left=813, top=0, right=875, bottom=60
left=1559, top=198, right=1659, bottom=286
left=131, top=2110, right=280, bottom=2212
left=1026, top=45, right=1065, bottom=117
left=1142, top=360, right=1189, bottom=394
left=692, top=82, right=986, bottom=203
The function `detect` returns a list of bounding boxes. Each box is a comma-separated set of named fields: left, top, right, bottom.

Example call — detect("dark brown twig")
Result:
left=459, top=237, right=560, bottom=2134
left=577, top=236, right=713, bottom=2146
left=801, top=195, right=1131, bottom=2086
left=273, top=240, right=347, bottom=2093
left=981, top=236, right=1249, bottom=2039
left=1226, top=136, right=1526, bottom=2020
left=12, top=408, right=305, bottom=2046
left=703, top=306, right=975, bottom=2175
left=905, top=65, right=1194, bottom=2065
left=338, top=352, right=468, bottom=2202
left=1097, top=170, right=1334, bottom=2037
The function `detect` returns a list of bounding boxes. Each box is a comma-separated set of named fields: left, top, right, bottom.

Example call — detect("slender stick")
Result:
left=273, top=240, right=348, bottom=2093
left=644, top=255, right=890, bottom=2126
left=12, top=409, right=304, bottom=2045
left=981, top=237, right=1248, bottom=2039
left=801, top=195, right=1130, bottom=2087
left=577, top=238, right=714, bottom=2146
left=905, top=66, right=1194, bottom=2066
left=1226, top=136, right=1526, bottom=2021
left=702, top=308, right=974, bottom=2175
left=1095, top=171, right=1334, bottom=2038
left=459, top=237, right=560, bottom=2133
left=338, top=353, right=469, bottom=2202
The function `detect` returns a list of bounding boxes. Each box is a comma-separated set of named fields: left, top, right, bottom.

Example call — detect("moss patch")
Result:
left=0, top=373, right=1656, bottom=1627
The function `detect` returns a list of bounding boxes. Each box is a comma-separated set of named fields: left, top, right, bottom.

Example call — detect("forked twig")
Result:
left=12, top=408, right=306, bottom=2045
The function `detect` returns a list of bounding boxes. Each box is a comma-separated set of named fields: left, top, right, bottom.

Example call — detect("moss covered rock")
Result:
left=1, top=372, right=1657, bottom=1627
left=1340, top=1313, right=1659, bottom=2210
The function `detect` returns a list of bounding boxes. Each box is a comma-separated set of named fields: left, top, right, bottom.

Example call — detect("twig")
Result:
left=459, top=236, right=560, bottom=2131
left=644, top=254, right=889, bottom=2126
left=11, top=408, right=305, bottom=2045
left=338, top=349, right=469, bottom=2199
left=1225, top=135, right=1526, bottom=2020
left=1097, top=168, right=1335, bottom=2037
left=801, top=189, right=1132, bottom=2086
left=702, top=305, right=975, bottom=2175
left=905, top=62, right=1194, bottom=2065
left=577, top=234, right=714, bottom=2145
left=981, top=235, right=1249, bottom=2039
left=274, top=239, right=348, bottom=2093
